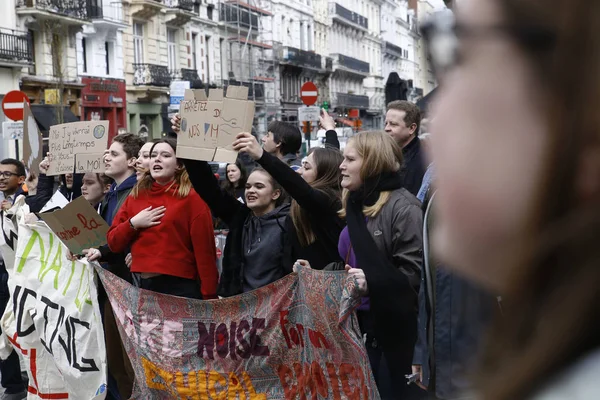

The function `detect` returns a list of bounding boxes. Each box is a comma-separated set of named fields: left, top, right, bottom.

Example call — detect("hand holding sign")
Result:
left=232, top=132, right=263, bottom=161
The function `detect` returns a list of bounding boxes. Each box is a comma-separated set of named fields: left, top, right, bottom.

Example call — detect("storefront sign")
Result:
left=170, top=80, right=190, bottom=111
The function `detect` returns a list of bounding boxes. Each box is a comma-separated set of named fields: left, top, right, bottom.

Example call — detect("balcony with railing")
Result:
left=180, top=68, right=203, bottom=89
left=163, top=0, right=193, bottom=12
left=278, top=47, right=322, bottom=70
left=336, top=92, right=369, bottom=109
left=384, top=41, right=402, bottom=59
left=331, top=54, right=370, bottom=76
left=164, top=0, right=194, bottom=26
left=16, top=0, right=90, bottom=22
left=0, top=28, right=33, bottom=67
left=89, top=1, right=127, bottom=26
left=222, top=80, right=265, bottom=101
left=133, top=64, right=171, bottom=87
left=328, top=2, right=368, bottom=30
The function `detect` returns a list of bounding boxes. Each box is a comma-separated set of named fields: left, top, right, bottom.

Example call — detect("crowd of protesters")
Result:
left=2, top=0, right=600, bottom=397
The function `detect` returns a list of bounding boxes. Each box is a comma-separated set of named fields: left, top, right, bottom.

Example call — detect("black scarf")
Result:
left=346, top=171, right=418, bottom=354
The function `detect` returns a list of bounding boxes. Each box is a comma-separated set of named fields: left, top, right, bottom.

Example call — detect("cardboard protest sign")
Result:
left=0, top=219, right=107, bottom=399
left=177, top=86, right=255, bottom=163
left=22, top=102, right=44, bottom=175
left=39, top=196, right=109, bottom=255
left=96, top=266, right=379, bottom=399
left=47, top=120, right=109, bottom=176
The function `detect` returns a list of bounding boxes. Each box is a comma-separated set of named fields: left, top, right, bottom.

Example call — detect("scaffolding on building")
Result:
left=218, top=0, right=279, bottom=136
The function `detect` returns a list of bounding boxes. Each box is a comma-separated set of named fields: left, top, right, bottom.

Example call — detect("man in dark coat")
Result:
left=385, top=101, right=426, bottom=197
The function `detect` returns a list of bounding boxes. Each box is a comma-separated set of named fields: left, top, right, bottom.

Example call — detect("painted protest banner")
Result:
left=177, top=86, right=255, bottom=163
left=0, top=221, right=107, bottom=399
left=96, top=266, right=379, bottom=399
left=39, top=196, right=109, bottom=255
left=22, top=102, right=44, bottom=175
left=47, top=120, right=108, bottom=176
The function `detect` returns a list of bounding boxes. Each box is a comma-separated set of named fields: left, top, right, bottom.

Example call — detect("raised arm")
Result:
left=233, top=132, right=336, bottom=214
left=183, top=159, right=244, bottom=225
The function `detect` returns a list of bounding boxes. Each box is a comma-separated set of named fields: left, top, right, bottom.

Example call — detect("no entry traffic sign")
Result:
left=2, top=91, right=30, bottom=121
left=301, top=81, right=318, bottom=106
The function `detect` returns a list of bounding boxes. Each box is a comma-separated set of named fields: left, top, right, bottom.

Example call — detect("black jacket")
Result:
left=184, top=159, right=291, bottom=297
left=256, top=151, right=344, bottom=270
left=401, top=137, right=426, bottom=197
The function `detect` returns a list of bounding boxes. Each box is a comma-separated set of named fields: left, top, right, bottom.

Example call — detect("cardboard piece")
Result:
left=40, top=190, right=69, bottom=213
left=22, top=102, right=44, bottom=176
left=47, top=120, right=109, bottom=176
left=177, top=86, right=255, bottom=163
left=39, top=196, right=109, bottom=255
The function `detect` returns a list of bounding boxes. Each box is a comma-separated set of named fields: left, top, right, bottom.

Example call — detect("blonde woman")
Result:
left=338, top=131, right=423, bottom=399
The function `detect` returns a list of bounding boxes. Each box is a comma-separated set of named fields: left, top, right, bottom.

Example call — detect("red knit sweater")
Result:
left=107, top=182, right=218, bottom=299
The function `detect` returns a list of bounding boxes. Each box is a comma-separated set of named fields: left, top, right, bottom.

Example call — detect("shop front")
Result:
left=80, top=77, right=127, bottom=144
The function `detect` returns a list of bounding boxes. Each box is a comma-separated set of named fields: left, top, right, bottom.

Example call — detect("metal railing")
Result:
left=328, top=2, right=368, bottom=29
left=222, top=80, right=264, bottom=100
left=16, top=0, right=90, bottom=20
left=163, top=0, right=193, bottom=11
left=0, top=29, right=33, bottom=64
left=279, top=46, right=322, bottom=70
left=133, top=64, right=172, bottom=87
left=220, top=3, right=259, bottom=29
left=180, top=68, right=203, bottom=89
left=336, top=92, right=369, bottom=108
left=333, top=54, right=370, bottom=74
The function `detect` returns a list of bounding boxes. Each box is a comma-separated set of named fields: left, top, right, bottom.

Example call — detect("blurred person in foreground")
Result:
left=427, top=0, right=600, bottom=399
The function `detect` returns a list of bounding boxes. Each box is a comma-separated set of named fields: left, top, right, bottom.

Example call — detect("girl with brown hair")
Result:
left=233, top=131, right=345, bottom=270
left=107, top=138, right=218, bottom=300
left=425, top=0, right=600, bottom=398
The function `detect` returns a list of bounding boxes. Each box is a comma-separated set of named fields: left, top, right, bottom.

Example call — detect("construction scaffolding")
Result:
left=218, top=0, right=279, bottom=136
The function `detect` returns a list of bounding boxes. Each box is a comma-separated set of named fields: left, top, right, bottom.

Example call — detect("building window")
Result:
left=192, top=33, right=198, bottom=71
left=167, top=28, right=177, bottom=72
left=207, top=5, right=214, bottom=20
left=133, top=22, right=144, bottom=64
left=82, top=38, right=88, bottom=73
left=205, top=35, right=211, bottom=83
left=105, top=42, right=111, bottom=75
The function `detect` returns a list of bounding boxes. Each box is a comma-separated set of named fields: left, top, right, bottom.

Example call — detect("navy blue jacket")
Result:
left=414, top=192, right=499, bottom=399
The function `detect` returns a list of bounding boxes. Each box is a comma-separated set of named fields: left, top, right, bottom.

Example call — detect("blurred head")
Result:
left=226, top=161, right=247, bottom=187
left=245, top=168, right=284, bottom=216
left=261, top=121, right=302, bottom=158
left=340, top=131, right=402, bottom=192
left=426, top=0, right=600, bottom=398
left=135, top=142, right=154, bottom=181
left=385, top=100, right=421, bottom=147
left=105, top=133, right=144, bottom=183
left=0, top=159, right=26, bottom=196
left=81, top=173, right=112, bottom=207
left=65, top=173, right=74, bottom=189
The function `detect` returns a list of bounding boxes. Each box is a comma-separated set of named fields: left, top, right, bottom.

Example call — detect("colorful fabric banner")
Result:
left=0, top=219, right=107, bottom=399
left=96, top=266, right=379, bottom=399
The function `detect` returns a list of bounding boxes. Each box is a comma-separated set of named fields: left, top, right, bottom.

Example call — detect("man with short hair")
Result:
left=0, top=159, right=29, bottom=400
left=93, top=133, right=144, bottom=400
left=385, top=100, right=426, bottom=197
left=261, top=121, right=303, bottom=170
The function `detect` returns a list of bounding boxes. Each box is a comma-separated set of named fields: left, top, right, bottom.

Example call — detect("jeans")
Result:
left=0, top=271, right=26, bottom=395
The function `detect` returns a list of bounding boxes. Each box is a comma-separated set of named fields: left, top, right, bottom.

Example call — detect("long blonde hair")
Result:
left=339, top=131, right=403, bottom=218
left=130, top=138, right=192, bottom=198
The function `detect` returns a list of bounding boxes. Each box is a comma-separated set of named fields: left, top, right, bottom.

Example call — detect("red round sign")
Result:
left=301, top=81, right=318, bottom=106
left=2, top=90, right=30, bottom=121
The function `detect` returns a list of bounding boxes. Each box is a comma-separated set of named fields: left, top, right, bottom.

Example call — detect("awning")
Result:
left=31, top=105, right=79, bottom=136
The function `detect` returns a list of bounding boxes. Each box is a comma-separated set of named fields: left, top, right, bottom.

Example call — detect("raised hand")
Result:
left=319, top=108, right=336, bottom=131
left=171, top=114, right=181, bottom=134
left=232, top=132, right=263, bottom=160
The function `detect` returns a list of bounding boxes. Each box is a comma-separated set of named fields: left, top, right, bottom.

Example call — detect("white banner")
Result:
left=0, top=214, right=107, bottom=399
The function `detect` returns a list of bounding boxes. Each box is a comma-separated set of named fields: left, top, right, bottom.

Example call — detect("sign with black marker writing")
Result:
left=47, top=120, right=109, bottom=176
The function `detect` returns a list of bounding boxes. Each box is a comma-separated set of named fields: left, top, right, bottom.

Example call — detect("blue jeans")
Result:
left=0, top=270, right=26, bottom=394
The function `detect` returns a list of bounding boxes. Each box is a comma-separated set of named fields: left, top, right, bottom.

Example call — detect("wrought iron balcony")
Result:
left=222, top=80, right=264, bottom=101
left=163, top=0, right=193, bottom=11
left=328, top=2, right=368, bottom=30
left=384, top=41, right=403, bottom=58
left=220, top=3, right=259, bottom=29
left=332, top=54, right=370, bottom=75
left=16, top=0, right=90, bottom=20
left=279, top=46, right=322, bottom=70
left=180, top=68, right=203, bottom=89
left=0, top=29, right=33, bottom=67
left=133, top=64, right=171, bottom=87
left=336, top=92, right=369, bottom=109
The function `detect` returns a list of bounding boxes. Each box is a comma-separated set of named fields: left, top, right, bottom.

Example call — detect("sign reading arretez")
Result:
left=47, top=120, right=109, bottom=176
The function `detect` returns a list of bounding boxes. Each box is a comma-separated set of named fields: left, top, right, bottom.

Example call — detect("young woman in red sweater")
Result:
left=107, top=138, right=218, bottom=300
